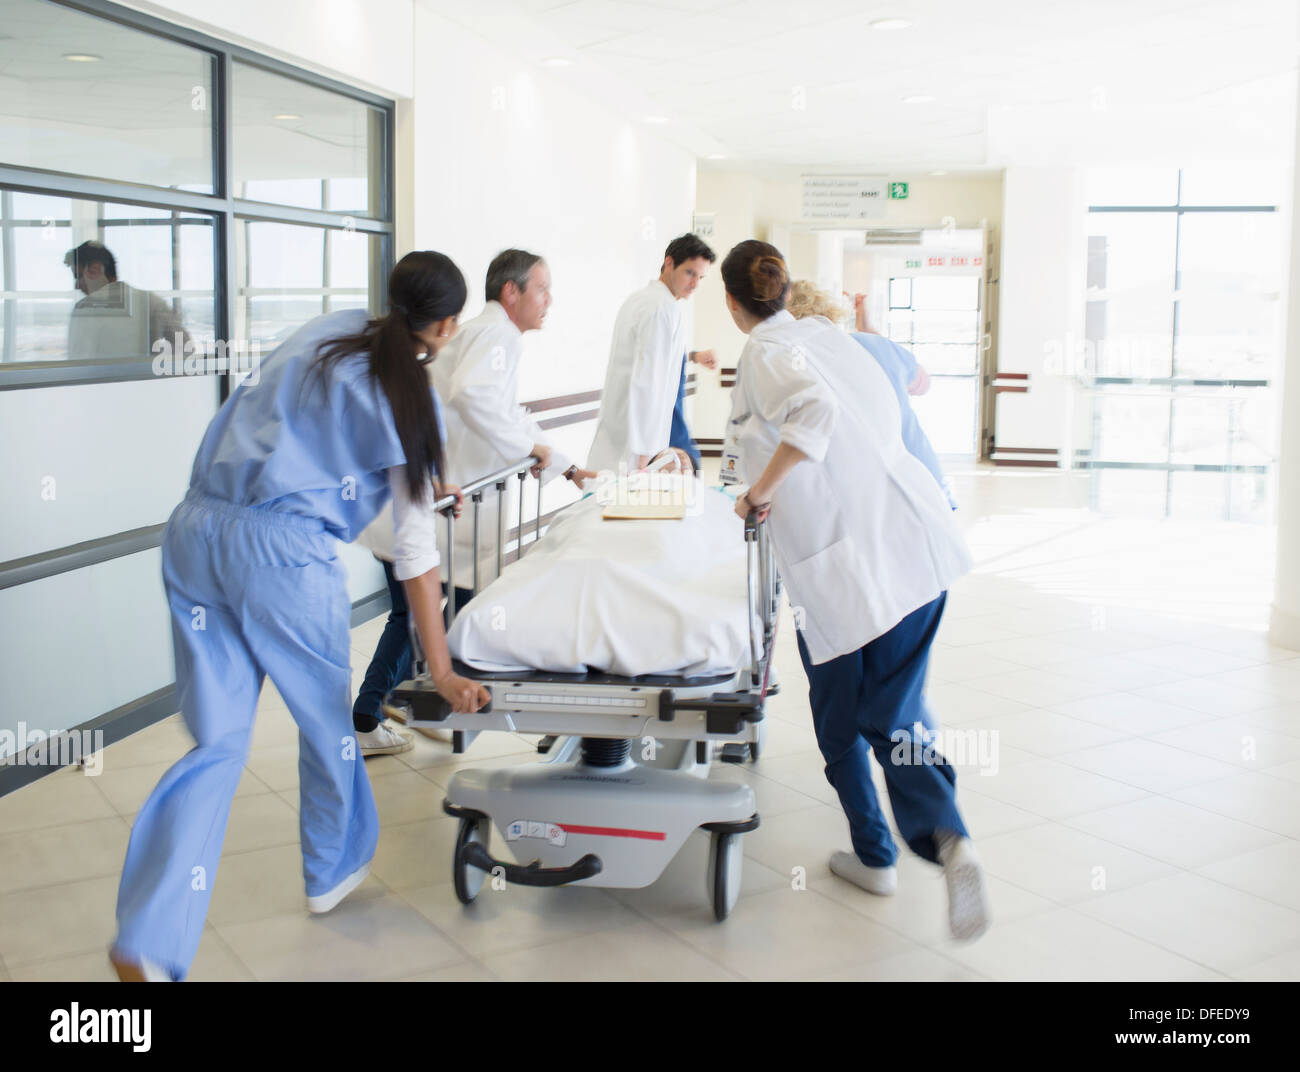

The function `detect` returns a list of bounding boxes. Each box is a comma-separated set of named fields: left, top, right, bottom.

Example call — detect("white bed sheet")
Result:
left=447, top=484, right=754, bottom=677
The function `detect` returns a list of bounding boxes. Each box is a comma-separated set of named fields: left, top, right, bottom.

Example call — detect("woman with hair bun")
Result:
left=720, top=239, right=989, bottom=940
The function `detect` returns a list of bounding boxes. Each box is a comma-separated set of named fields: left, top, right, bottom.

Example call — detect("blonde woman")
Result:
left=787, top=282, right=954, bottom=509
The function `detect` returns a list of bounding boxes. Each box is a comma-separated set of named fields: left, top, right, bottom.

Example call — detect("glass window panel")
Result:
left=236, top=219, right=377, bottom=352
left=910, top=309, right=978, bottom=345
left=1170, top=394, right=1234, bottom=466
left=1086, top=213, right=1177, bottom=375
left=327, top=229, right=369, bottom=290
left=100, top=222, right=173, bottom=291
left=1229, top=391, right=1276, bottom=467
left=889, top=277, right=912, bottom=308
left=912, top=276, right=978, bottom=311
left=1177, top=212, right=1282, bottom=295
left=1, top=189, right=216, bottom=364
left=1094, top=469, right=1169, bottom=518
left=885, top=313, right=913, bottom=343
left=327, top=178, right=367, bottom=213
left=233, top=62, right=383, bottom=216
left=1226, top=470, right=1274, bottom=524
left=1179, top=166, right=1285, bottom=207
left=0, top=0, right=214, bottom=192
left=1175, top=293, right=1279, bottom=380
left=0, top=375, right=218, bottom=561
left=10, top=192, right=72, bottom=219
left=1086, top=167, right=1179, bottom=207
left=910, top=376, right=977, bottom=455
left=1087, top=213, right=1177, bottom=296
left=0, top=549, right=174, bottom=753
left=1167, top=471, right=1227, bottom=521
left=911, top=343, right=978, bottom=375
left=1094, top=392, right=1171, bottom=463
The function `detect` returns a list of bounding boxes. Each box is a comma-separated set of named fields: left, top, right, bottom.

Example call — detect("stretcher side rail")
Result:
left=411, top=454, right=543, bottom=677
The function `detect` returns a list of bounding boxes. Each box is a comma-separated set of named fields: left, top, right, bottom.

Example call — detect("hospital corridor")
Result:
left=2, top=0, right=1300, bottom=1030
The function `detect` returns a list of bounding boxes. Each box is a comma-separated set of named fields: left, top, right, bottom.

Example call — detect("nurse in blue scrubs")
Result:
left=109, top=251, right=490, bottom=982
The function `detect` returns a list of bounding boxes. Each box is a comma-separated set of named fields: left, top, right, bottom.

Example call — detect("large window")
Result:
left=1082, top=168, right=1282, bottom=521
left=0, top=0, right=394, bottom=779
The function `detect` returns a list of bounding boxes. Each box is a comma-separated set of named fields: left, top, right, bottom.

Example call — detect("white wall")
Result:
left=405, top=4, right=695, bottom=429
left=693, top=171, right=761, bottom=442
left=995, top=166, right=1088, bottom=457
left=125, top=0, right=696, bottom=523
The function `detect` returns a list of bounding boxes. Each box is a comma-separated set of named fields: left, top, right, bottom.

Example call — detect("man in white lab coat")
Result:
left=587, top=233, right=716, bottom=474
left=432, top=249, right=594, bottom=593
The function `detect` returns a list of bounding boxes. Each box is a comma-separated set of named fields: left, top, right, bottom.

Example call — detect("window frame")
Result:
left=0, top=0, right=394, bottom=579
left=1083, top=171, right=1278, bottom=520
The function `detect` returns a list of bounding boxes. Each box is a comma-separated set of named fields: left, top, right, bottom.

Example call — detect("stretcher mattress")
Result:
left=447, top=483, right=753, bottom=677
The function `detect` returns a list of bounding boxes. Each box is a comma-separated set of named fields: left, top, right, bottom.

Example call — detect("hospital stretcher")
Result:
left=390, top=457, right=778, bottom=920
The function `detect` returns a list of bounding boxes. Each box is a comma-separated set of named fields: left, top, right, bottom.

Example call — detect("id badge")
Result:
left=719, top=438, right=742, bottom=485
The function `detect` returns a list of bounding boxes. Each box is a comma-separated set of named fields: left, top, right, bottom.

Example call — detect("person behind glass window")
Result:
left=65, top=240, right=188, bottom=361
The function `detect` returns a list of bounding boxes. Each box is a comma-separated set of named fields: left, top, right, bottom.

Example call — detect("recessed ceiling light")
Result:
left=644, top=115, right=670, bottom=124
left=543, top=57, right=572, bottom=67
left=902, top=95, right=934, bottom=104
left=870, top=18, right=911, bottom=30
left=63, top=52, right=101, bottom=62
left=273, top=113, right=302, bottom=121
left=706, top=153, right=728, bottom=160
left=931, top=170, right=948, bottom=176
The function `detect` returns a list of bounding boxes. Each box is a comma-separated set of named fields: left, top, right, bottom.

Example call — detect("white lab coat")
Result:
left=586, top=279, right=686, bottom=473
left=729, top=310, right=972, bottom=665
left=356, top=301, right=569, bottom=589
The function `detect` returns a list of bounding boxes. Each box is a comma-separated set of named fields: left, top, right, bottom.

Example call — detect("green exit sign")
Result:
left=889, top=182, right=909, bottom=200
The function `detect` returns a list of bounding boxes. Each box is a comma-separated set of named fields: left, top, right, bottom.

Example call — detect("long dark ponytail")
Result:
left=313, top=251, right=467, bottom=501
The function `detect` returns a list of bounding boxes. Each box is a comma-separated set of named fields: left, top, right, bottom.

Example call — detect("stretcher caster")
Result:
left=707, top=831, right=743, bottom=921
left=453, top=814, right=491, bottom=905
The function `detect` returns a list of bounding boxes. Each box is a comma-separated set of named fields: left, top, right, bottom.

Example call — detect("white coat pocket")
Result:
left=785, top=536, right=875, bottom=664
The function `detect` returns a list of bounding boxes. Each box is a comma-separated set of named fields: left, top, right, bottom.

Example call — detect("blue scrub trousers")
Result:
left=796, top=592, right=968, bottom=868
left=668, top=354, right=701, bottom=472
left=353, top=560, right=410, bottom=733
left=114, top=491, right=380, bottom=981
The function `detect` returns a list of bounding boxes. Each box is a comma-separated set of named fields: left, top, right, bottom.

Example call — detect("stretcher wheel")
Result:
left=707, top=831, right=743, bottom=921
left=453, top=815, right=491, bottom=905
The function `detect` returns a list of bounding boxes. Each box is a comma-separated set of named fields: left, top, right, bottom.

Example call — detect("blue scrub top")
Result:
left=850, top=332, right=955, bottom=508
left=190, top=309, right=421, bottom=542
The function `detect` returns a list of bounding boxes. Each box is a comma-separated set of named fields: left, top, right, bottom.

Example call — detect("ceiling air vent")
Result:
left=863, top=229, right=924, bottom=245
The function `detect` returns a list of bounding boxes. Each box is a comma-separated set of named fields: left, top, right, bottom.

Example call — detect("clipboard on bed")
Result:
left=601, top=502, right=687, bottom=520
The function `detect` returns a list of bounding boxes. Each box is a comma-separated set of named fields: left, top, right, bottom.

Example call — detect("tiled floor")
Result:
left=2, top=463, right=1299, bottom=981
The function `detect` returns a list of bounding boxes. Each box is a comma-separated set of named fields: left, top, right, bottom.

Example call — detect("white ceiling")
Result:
left=423, top=0, right=1300, bottom=171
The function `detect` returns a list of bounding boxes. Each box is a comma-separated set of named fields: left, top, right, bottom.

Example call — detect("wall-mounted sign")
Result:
left=889, top=182, right=909, bottom=200
left=801, top=175, right=888, bottom=221
left=691, top=211, right=716, bottom=239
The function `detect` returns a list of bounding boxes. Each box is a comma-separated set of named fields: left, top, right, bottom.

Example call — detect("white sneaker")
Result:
left=307, top=863, right=370, bottom=914
left=110, top=949, right=172, bottom=982
left=830, top=851, right=897, bottom=895
left=357, top=721, right=414, bottom=756
left=937, top=832, right=991, bottom=940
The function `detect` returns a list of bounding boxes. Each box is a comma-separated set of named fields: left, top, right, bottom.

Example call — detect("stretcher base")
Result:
left=440, top=738, right=758, bottom=911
